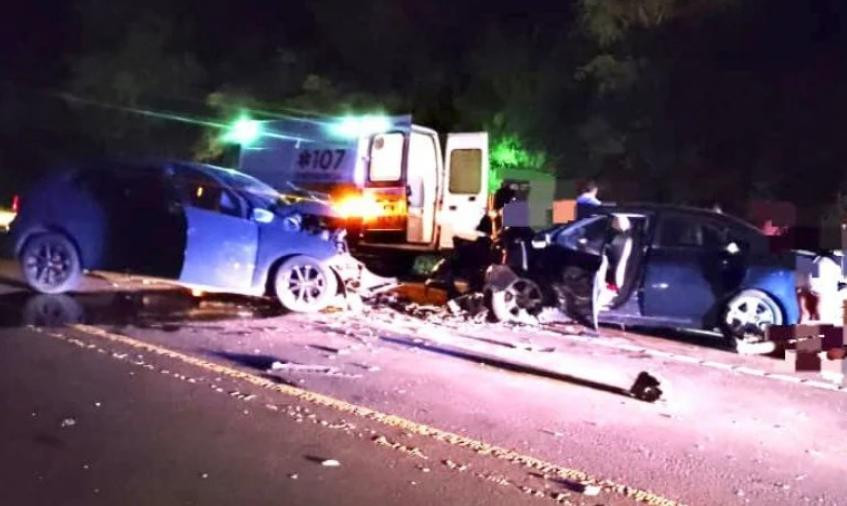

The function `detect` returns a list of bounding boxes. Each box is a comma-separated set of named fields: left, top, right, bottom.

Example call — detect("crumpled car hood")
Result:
left=280, top=200, right=341, bottom=219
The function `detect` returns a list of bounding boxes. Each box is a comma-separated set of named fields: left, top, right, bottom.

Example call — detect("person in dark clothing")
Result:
left=427, top=183, right=518, bottom=298
left=476, top=183, right=518, bottom=237
left=576, top=180, right=602, bottom=220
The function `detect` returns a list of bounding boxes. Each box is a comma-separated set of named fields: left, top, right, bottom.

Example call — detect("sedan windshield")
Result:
left=213, top=168, right=280, bottom=210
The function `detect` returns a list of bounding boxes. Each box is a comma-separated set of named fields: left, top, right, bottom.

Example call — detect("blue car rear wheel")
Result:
left=722, top=289, right=783, bottom=351
left=19, top=232, right=82, bottom=294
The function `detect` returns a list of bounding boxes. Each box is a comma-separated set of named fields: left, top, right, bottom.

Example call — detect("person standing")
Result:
left=576, top=180, right=602, bottom=220
left=426, top=182, right=518, bottom=298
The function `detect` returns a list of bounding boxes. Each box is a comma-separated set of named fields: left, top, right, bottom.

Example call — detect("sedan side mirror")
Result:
left=531, top=232, right=551, bottom=249
left=252, top=208, right=275, bottom=224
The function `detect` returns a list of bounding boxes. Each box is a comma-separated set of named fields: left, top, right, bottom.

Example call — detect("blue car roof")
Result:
left=592, top=203, right=762, bottom=234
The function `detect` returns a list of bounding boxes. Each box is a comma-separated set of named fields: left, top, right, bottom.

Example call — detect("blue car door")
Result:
left=169, top=167, right=259, bottom=292
left=641, top=214, right=734, bottom=324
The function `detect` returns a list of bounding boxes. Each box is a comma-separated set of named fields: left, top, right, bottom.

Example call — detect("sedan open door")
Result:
left=169, top=167, right=260, bottom=293
left=536, top=215, right=612, bottom=329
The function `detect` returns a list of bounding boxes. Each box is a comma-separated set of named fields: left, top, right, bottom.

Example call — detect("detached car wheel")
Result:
left=20, top=233, right=82, bottom=294
left=274, top=255, right=337, bottom=313
left=722, top=289, right=783, bottom=351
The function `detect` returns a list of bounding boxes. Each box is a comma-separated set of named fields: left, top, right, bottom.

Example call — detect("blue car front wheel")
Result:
left=274, top=255, right=338, bottom=313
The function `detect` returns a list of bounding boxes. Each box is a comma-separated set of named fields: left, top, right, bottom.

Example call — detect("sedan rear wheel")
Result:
left=722, top=289, right=783, bottom=351
left=274, top=255, right=337, bottom=313
left=20, top=233, right=82, bottom=294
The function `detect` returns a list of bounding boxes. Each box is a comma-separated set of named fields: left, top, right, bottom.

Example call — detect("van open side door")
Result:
left=406, top=129, right=440, bottom=244
left=438, top=132, right=489, bottom=249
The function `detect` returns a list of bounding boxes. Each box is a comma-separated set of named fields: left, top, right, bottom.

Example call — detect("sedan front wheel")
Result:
left=489, top=278, right=544, bottom=323
left=273, top=255, right=338, bottom=313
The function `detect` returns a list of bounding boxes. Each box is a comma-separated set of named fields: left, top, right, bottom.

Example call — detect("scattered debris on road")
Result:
left=366, top=284, right=594, bottom=348
left=443, top=459, right=469, bottom=471
left=59, top=417, right=77, bottom=428
left=629, top=372, right=663, bottom=403
left=320, top=459, right=341, bottom=467
left=372, top=435, right=428, bottom=459
left=446, top=293, right=488, bottom=321
left=352, top=363, right=381, bottom=372
left=580, top=483, right=602, bottom=496
left=268, top=360, right=359, bottom=378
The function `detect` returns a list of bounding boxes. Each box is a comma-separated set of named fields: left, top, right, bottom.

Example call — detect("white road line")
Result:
left=732, top=367, right=767, bottom=377
left=701, top=361, right=735, bottom=370
left=766, top=373, right=804, bottom=383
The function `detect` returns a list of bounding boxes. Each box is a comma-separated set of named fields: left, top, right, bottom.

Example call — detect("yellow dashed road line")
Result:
left=54, top=323, right=685, bottom=506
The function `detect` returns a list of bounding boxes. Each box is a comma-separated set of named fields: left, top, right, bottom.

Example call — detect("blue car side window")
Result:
left=701, top=224, right=728, bottom=250
left=170, top=169, right=242, bottom=218
left=658, top=218, right=697, bottom=248
left=219, top=191, right=239, bottom=215
left=658, top=216, right=736, bottom=251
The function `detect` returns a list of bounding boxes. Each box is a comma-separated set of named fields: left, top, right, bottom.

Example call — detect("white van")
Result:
left=237, top=115, right=489, bottom=251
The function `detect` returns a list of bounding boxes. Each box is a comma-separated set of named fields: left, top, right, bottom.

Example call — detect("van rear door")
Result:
left=438, top=132, right=489, bottom=249
left=406, top=130, right=440, bottom=244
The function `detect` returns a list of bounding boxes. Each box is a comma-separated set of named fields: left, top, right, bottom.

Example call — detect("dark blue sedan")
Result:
left=488, top=204, right=799, bottom=349
left=9, top=160, right=361, bottom=312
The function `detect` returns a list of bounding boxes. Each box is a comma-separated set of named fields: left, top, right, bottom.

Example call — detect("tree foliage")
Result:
left=2, top=0, right=846, bottom=216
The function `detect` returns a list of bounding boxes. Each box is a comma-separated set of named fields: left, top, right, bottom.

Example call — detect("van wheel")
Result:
left=721, top=289, right=783, bottom=352
left=274, top=255, right=337, bottom=313
left=20, top=233, right=82, bottom=294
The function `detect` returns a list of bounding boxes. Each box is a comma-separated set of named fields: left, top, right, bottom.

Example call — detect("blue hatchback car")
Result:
left=489, top=204, right=799, bottom=349
left=10, top=160, right=361, bottom=312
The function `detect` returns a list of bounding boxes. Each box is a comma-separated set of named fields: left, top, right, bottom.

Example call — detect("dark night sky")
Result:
left=2, top=0, right=847, bottom=216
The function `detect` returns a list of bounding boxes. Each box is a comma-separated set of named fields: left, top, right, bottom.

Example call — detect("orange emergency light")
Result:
left=332, top=190, right=407, bottom=223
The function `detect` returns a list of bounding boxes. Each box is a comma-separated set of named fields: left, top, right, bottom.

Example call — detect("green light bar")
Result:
left=221, top=116, right=263, bottom=145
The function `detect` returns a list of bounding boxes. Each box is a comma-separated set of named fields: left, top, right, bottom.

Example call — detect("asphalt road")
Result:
left=1, top=258, right=846, bottom=506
